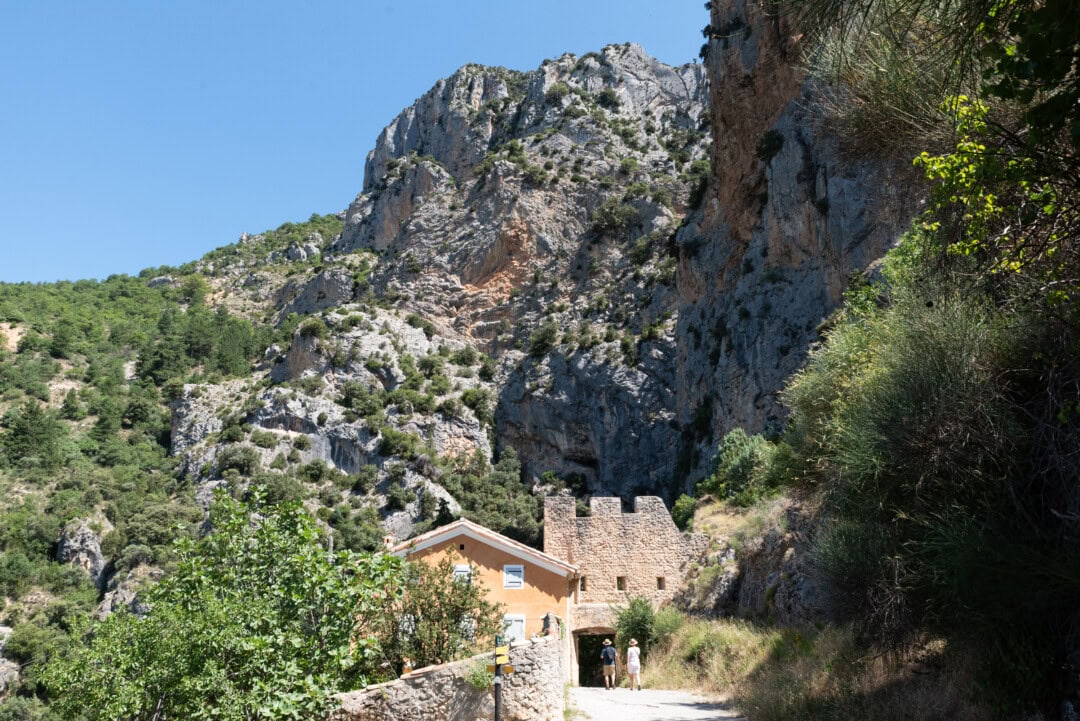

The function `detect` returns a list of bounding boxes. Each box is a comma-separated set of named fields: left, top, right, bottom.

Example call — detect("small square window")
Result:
left=579, top=576, right=587, bottom=592
left=657, top=577, right=666, bottom=590
left=459, top=543, right=465, bottom=551
left=503, top=564, right=524, bottom=589
left=616, top=576, right=626, bottom=591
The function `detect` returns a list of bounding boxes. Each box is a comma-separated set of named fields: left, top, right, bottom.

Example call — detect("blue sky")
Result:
left=0, top=1, right=708, bottom=283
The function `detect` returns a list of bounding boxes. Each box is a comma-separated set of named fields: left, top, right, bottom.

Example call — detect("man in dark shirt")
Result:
left=600, top=638, right=617, bottom=689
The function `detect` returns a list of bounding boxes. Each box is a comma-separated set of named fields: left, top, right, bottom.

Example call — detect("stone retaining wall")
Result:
left=332, top=636, right=564, bottom=721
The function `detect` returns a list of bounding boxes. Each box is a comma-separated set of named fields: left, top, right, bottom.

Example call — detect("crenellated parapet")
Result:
left=543, top=496, right=709, bottom=611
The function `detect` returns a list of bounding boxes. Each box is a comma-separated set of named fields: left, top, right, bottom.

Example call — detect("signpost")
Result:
left=491, top=637, right=514, bottom=721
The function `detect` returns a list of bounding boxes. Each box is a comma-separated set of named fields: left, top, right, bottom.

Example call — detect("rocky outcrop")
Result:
left=339, top=160, right=456, bottom=253
left=96, top=565, right=163, bottom=620
left=676, top=495, right=825, bottom=626
left=278, top=267, right=355, bottom=319
left=672, top=0, right=918, bottom=480
left=169, top=28, right=916, bottom=517
left=171, top=305, right=484, bottom=537
left=0, top=626, right=16, bottom=695
left=500, top=348, right=681, bottom=495
left=56, top=520, right=108, bottom=588
left=324, top=44, right=711, bottom=495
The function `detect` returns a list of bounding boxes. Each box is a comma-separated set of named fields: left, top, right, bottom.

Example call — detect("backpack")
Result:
left=601, top=646, right=616, bottom=664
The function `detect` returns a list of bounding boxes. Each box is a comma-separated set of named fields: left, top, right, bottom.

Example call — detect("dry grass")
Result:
left=692, top=496, right=788, bottom=551
left=642, top=617, right=992, bottom=721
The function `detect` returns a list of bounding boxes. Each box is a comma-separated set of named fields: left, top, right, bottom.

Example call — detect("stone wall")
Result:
left=544, top=496, right=709, bottom=614
left=332, top=636, right=564, bottom=721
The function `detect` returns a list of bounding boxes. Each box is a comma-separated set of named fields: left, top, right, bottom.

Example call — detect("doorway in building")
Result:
left=576, top=631, right=616, bottom=687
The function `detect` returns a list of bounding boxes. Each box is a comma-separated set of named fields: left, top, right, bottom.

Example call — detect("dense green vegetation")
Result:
left=42, top=495, right=501, bottom=721
left=684, top=0, right=1080, bottom=713
left=0, top=271, right=275, bottom=717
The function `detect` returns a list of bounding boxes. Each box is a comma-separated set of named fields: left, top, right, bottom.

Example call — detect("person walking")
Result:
left=600, top=638, right=618, bottom=689
left=626, top=638, right=642, bottom=690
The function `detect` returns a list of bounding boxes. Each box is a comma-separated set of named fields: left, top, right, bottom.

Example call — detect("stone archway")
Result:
left=572, top=626, right=616, bottom=687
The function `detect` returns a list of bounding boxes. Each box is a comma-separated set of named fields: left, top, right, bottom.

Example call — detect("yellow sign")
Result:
left=502, top=665, right=514, bottom=674
left=485, top=664, right=515, bottom=674
left=495, top=645, right=510, bottom=655
left=495, top=654, right=509, bottom=664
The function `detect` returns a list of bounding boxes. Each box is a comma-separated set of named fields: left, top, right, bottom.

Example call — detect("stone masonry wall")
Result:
left=332, top=636, right=564, bottom=721
left=544, top=496, right=709, bottom=615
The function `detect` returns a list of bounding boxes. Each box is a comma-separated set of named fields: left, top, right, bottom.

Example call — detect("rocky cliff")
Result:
left=672, top=1, right=917, bottom=480
left=171, top=6, right=917, bottom=537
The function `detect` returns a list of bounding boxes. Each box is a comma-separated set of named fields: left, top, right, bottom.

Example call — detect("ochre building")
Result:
left=392, top=496, right=708, bottom=685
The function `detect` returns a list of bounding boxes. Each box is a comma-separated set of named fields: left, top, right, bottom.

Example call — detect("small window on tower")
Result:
left=579, top=576, right=587, bottom=592
left=657, top=577, right=666, bottom=590
left=616, top=576, right=627, bottom=591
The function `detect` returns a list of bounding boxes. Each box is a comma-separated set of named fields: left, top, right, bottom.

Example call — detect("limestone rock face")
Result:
left=171, top=305, right=480, bottom=537
left=56, top=520, right=108, bottom=588
left=0, top=626, right=16, bottom=695
left=172, top=30, right=917, bottom=523
left=339, top=160, right=456, bottom=253
left=499, top=346, right=680, bottom=495
left=96, top=565, right=163, bottom=620
left=672, top=0, right=919, bottom=480
left=676, top=496, right=825, bottom=626
left=323, top=44, right=710, bottom=494
left=278, top=267, right=355, bottom=319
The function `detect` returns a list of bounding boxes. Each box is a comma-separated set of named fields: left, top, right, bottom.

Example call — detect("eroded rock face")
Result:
left=278, top=268, right=355, bottom=319
left=676, top=496, right=825, bottom=626
left=0, top=625, right=16, bottom=694
left=96, top=565, right=163, bottom=620
left=172, top=29, right=917, bottom=518
left=171, top=305, right=481, bottom=537
left=56, top=520, right=108, bottom=588
left=672, top=0, right=919, bottom=480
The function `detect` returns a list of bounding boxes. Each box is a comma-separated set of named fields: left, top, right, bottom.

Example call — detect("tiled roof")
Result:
left=390, top=518, right=579, bottom=578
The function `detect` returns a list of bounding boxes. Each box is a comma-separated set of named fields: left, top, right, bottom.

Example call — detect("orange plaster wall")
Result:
left=407, top=536, right=571, bottom=639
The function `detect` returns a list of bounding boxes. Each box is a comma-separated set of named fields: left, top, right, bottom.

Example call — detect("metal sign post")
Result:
left=491, top=637, right=513, bottom=721
left=493, top=659, right=502, bottom=721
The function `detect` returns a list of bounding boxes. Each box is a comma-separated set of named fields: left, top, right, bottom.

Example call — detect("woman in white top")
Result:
left=625, top=638, right=642, bottom=690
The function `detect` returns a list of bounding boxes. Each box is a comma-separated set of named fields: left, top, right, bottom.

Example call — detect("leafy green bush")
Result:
left=544, top=82, right=570, bottom=104
left=615, top=597, right=656, bottom=659
left=459, top=388, right=494, bottom=427
left=590, top=198, right=638, bottom=237
left=671, top=494, right=696, bottom=531
left=597, top=88, right=620, bottom=109
left=440, top=449, right=540, bottom=546
left=44, top=495, right=412, bottom=720
left=696, top=429, right=786, bottom=507
left=216, top=445, right=260, bottom=476
left=527, top=322, right=559, bottom=357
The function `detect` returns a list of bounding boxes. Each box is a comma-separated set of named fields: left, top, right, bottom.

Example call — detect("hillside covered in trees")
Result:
left=1, top=0, right=1079, bottom=719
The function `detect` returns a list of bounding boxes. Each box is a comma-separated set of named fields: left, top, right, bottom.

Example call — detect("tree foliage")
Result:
left=42, top=494, right=502, bottom=720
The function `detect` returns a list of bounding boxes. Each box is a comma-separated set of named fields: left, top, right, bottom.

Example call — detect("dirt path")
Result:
left=568, top=687, right=744, bottom=721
